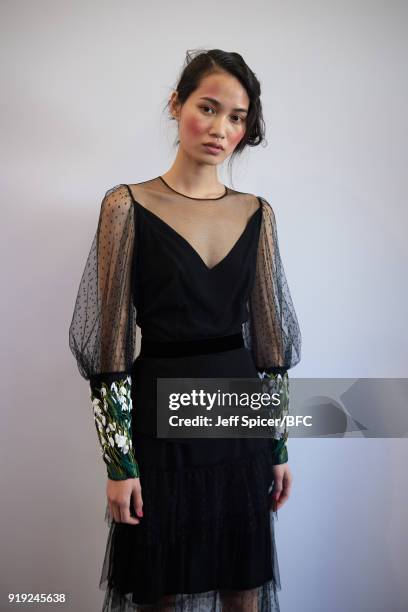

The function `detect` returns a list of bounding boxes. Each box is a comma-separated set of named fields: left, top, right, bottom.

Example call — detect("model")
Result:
left=69, top=48, right=302, bottom=612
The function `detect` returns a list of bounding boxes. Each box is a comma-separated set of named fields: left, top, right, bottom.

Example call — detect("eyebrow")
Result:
left=199, top=96, right=248, bottom=114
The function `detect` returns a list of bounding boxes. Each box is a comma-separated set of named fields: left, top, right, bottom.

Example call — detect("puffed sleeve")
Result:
left=68, top=184, right=139, bottom=480
left=243, top=196, right=302, bottom=465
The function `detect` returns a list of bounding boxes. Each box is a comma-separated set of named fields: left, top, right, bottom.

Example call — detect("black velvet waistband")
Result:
left=139, top=332, right=244, bottom=358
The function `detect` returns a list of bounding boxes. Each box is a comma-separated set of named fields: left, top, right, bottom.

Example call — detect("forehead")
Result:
left=192, top=72, right=249, bottom=108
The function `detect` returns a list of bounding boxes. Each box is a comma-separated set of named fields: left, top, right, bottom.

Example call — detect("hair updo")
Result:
left=164, top=48, right=267, bottom=184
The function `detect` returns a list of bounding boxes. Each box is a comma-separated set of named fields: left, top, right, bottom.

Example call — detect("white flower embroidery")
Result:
left=118, top=395, right=128, bottom=411
left=93, top=406, right=102, bottom=418
left=90, top=376, right=138, bottom=478
left=115, top=433, right=127, bottom=448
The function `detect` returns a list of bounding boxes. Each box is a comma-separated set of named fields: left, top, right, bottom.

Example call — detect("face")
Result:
left=170, top=71, right=249, bottom=163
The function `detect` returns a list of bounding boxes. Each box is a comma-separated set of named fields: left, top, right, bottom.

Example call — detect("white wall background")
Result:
left=1, top=1, right=407, bottom=611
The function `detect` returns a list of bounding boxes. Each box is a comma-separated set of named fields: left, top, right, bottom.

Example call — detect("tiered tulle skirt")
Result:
left=99, top=347, right=282, bottom=611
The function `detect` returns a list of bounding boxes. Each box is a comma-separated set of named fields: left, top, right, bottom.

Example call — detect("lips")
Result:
left=203, top=142, right=224, bottom=150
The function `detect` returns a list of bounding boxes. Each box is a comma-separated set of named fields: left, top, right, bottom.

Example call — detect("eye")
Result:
left=200, top=105, right=215, bottom=114
left=200, top=105, right=245, bottom=124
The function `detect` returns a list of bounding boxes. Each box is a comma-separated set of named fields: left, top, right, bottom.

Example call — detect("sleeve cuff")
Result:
left=272, top=438, right=288, bottom=465
left=90, top=374, right=140, bottom=480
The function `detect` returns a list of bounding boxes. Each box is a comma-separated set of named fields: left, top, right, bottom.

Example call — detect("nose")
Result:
left=209, top=117, right=227, bottom=139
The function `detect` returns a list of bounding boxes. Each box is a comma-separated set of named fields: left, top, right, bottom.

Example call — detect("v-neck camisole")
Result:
left=124, top=178, right=262, bottom=343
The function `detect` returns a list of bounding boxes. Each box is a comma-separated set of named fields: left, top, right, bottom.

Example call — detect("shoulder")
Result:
left=102, top=183, right=132, bottom=204
left=255, top=195, right=277, bottom=224
left=97, top=184, right=134, bottom=229
left=232, top=186, right=276, bottom=217
left=99, top=184, right=133, bottom=214
left=228, top=186, right=266, bottom=218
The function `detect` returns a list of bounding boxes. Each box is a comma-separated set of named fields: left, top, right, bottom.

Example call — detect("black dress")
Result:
left=68, top=176, right=302, bottom=611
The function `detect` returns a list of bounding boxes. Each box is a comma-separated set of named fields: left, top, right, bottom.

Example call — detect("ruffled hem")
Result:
left=101, top=580, right=280, bottom=611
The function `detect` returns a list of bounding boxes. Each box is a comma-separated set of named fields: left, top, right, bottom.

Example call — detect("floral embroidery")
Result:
left=90, top=375, right=140, bottom=480
left=259, top=370, right=289, bottom=465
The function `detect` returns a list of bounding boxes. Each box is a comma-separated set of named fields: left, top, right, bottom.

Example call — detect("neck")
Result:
left=161, top=148, right=225, bottom=199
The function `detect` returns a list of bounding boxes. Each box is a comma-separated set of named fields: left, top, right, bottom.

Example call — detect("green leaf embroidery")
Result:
left=91, top=375, right=140, bottom=479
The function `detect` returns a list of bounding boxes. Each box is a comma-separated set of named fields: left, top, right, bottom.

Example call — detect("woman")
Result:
left=69, top=49, right=301, bottom=612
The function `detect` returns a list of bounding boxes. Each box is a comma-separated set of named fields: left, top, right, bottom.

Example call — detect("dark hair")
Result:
left=163, top=48, right=267, bottom=186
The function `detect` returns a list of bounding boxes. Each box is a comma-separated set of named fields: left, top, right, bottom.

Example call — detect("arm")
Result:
left=243, top=196, right=302, bottom=465
left=69, top=184, right=139, bottom=480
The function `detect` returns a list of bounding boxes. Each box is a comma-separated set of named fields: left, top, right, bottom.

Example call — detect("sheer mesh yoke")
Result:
left=127, top=176, right=261, bottom=272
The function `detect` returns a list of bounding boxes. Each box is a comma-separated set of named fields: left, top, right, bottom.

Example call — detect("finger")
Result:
left=283, top=470, right=293, bottom=485
left=120, top=503, right=140, bottom=525
left=267, top=489, right=277, bottom=511
left=277, top=489, right=290, bottom=506
left=282, top=474, right=293, bottom=495
left=283, top=479, right=293, bottom=497
left=275, top=482, right=292, bottom=509
left=133, top=490, right=144, bottom=519
left=271, top=481, right=283, bottom=499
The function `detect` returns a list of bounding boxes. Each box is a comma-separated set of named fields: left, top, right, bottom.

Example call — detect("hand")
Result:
left=106, top=477, right=144, bottom=525
left=269, top=463, right=293, bottom=512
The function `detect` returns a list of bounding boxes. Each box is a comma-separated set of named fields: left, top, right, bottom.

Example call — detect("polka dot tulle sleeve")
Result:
left=243, top=197, right=302, bottom=465
left=69, top=185, right=139, bottom=480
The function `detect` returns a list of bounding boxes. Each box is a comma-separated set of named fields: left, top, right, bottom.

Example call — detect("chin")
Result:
left=199, top=150, right=225, bottom=161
